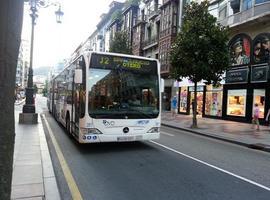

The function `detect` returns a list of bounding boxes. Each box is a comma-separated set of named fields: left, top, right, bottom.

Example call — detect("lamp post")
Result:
left=20, top=0, right=63, bottom=124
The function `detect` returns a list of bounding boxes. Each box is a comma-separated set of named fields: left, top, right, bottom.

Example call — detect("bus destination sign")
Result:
left=91, top=53, right=157, bottom=73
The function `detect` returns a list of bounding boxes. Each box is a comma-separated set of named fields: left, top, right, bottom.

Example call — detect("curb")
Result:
left=39, top=115, right=61, bottom=200
left=162, top=123, right=270, bottom=153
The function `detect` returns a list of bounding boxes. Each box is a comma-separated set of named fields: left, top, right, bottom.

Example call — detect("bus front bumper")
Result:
left=79, top=133, right=160, bottom=143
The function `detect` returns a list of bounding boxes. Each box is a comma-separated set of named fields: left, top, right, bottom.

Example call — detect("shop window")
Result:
left=190, top=92, right=203, bottom=115
left=227, top=89, right=246, bottom=117
left=205, top=85, right=223, bottom=117
left=179, top=87, right=188, bottom=112
left=189, top=86, right=204, bottom=115
left=253, top=89, right=265, bottom=118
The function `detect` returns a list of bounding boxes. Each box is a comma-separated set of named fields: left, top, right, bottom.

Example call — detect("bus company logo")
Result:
left=103, top=120, right=115, bottom=127
left=136, top=120, right=149, bottom=126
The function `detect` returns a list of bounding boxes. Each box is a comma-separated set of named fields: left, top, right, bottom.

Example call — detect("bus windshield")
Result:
left=88, top=54, right=159, bottom=119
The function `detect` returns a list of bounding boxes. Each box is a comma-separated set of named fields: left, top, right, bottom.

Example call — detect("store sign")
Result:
left=225, top=67, right=249, bottom=84
left=251, top=64, right=268, bottom=83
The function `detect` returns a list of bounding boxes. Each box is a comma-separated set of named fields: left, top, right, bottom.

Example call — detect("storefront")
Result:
left=223, top=33, right=270, bottom=123
left=176, top=33, right=270, bottom=124
left=177, top=80, right=205, bottom=115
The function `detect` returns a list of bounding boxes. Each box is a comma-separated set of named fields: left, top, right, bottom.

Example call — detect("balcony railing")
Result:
left=217, top=0, right=270, bottom=27
left=142, top=35, right=158, bottom=48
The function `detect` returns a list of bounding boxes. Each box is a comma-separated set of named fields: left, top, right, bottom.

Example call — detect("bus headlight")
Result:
left=147, top=127, right=160, bottom=133
left=81, top=128, right=103, bottom=135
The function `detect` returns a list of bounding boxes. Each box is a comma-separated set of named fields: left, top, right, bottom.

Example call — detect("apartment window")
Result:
left=242, top=0, right=253, bottom=11
left=218, top=6, right=227, bottom=20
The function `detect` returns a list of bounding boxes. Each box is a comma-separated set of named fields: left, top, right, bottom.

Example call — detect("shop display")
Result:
left=227, top=89, right=246, bottom=116
left=179, top=88, right=187, bottom=112
left=205, top=91, right=222, bottom=117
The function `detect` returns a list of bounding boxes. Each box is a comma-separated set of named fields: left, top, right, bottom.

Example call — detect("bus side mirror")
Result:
left=160, top=78, right=164, bottom=93
left=75, top=69, right=82, bottom=84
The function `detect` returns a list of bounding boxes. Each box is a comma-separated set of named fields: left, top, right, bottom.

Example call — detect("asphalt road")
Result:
left=35, top=95, right=270, bottom=200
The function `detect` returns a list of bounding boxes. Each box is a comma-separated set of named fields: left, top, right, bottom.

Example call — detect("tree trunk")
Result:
left=191, top=81, right=198, bottom=128
left=0, top=1, right=24, bottom=199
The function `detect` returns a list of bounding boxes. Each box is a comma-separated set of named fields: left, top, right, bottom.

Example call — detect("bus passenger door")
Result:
left=71, top=78, right=79, bottom=135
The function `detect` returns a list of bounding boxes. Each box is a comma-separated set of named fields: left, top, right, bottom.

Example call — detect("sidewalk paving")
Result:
left=11, top=110, right=60, bottom=200
left=161, top=111, right=270, bottom=152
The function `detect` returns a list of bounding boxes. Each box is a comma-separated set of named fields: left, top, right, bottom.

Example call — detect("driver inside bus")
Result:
left=129, top=94, right=141, bottom=106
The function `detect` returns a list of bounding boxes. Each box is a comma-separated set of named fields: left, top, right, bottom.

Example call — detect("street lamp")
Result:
left=20, top=0, right=63, bottom=124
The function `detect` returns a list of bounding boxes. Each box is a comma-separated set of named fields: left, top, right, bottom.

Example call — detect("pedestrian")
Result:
left=171, top=96, right=177, bottom=118
left=252, top=103, right=260, bottom=131
left=265, top=108, right=270, bottom=126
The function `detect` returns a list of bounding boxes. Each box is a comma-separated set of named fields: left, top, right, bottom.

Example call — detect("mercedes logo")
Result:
left=123, top=127, right=129, bottom=134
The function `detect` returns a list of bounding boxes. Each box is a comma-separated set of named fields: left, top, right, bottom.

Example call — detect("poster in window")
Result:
left=253, top=33, right=270, bottom=64
left=229, top=34, right=251, bottom=66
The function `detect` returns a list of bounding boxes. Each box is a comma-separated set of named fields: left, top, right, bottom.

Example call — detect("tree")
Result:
left=0, top=0, right=24, bottom=199
left=170, top=1, right=229, bottom=128
left=109, top=31, right=132, bottom=55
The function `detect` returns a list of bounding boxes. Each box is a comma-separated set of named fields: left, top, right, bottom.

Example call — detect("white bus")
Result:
left=48, top=51, right=162, bottom=143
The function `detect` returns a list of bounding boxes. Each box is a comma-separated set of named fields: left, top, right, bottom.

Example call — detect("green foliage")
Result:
left=109, top=31, right=132, bottom=54
left=170, top=1, right=229, bottom=85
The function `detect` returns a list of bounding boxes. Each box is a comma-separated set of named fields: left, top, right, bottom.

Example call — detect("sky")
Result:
left=22, top=0, right=122, bottom=68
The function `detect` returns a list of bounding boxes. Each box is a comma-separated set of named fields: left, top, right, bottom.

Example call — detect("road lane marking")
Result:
left=42, top=114, right=83, bottom=200
left=161, top=131, right=175, bottom=137
left=150, top=140, right=270, bottom=192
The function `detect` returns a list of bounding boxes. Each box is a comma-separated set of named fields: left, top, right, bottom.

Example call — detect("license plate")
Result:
left=117, top=136, right=135, bottom=141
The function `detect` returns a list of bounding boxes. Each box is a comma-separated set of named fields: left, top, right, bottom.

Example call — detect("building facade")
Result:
left=176, top=0, right=270, bottom=124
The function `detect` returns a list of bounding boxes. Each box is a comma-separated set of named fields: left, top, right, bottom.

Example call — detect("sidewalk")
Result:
left=162, top=112, right=270, bottom=152
left=11, top=110, right=61, bottom=200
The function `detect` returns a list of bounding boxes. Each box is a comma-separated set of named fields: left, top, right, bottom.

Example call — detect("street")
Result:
left=22, top=95, right=270, bottom=200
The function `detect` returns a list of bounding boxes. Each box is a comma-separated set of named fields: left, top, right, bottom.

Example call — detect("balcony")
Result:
left=142, top=35, right=158, bottom=49
left=133, top=15, right=146, bottom=26
left=148, top=5, right=161, bottom=20
left=218, top=0, right=270, bottom=29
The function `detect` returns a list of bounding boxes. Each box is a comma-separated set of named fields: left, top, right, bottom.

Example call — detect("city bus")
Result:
left=48, top=51, right=162, bottom=143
